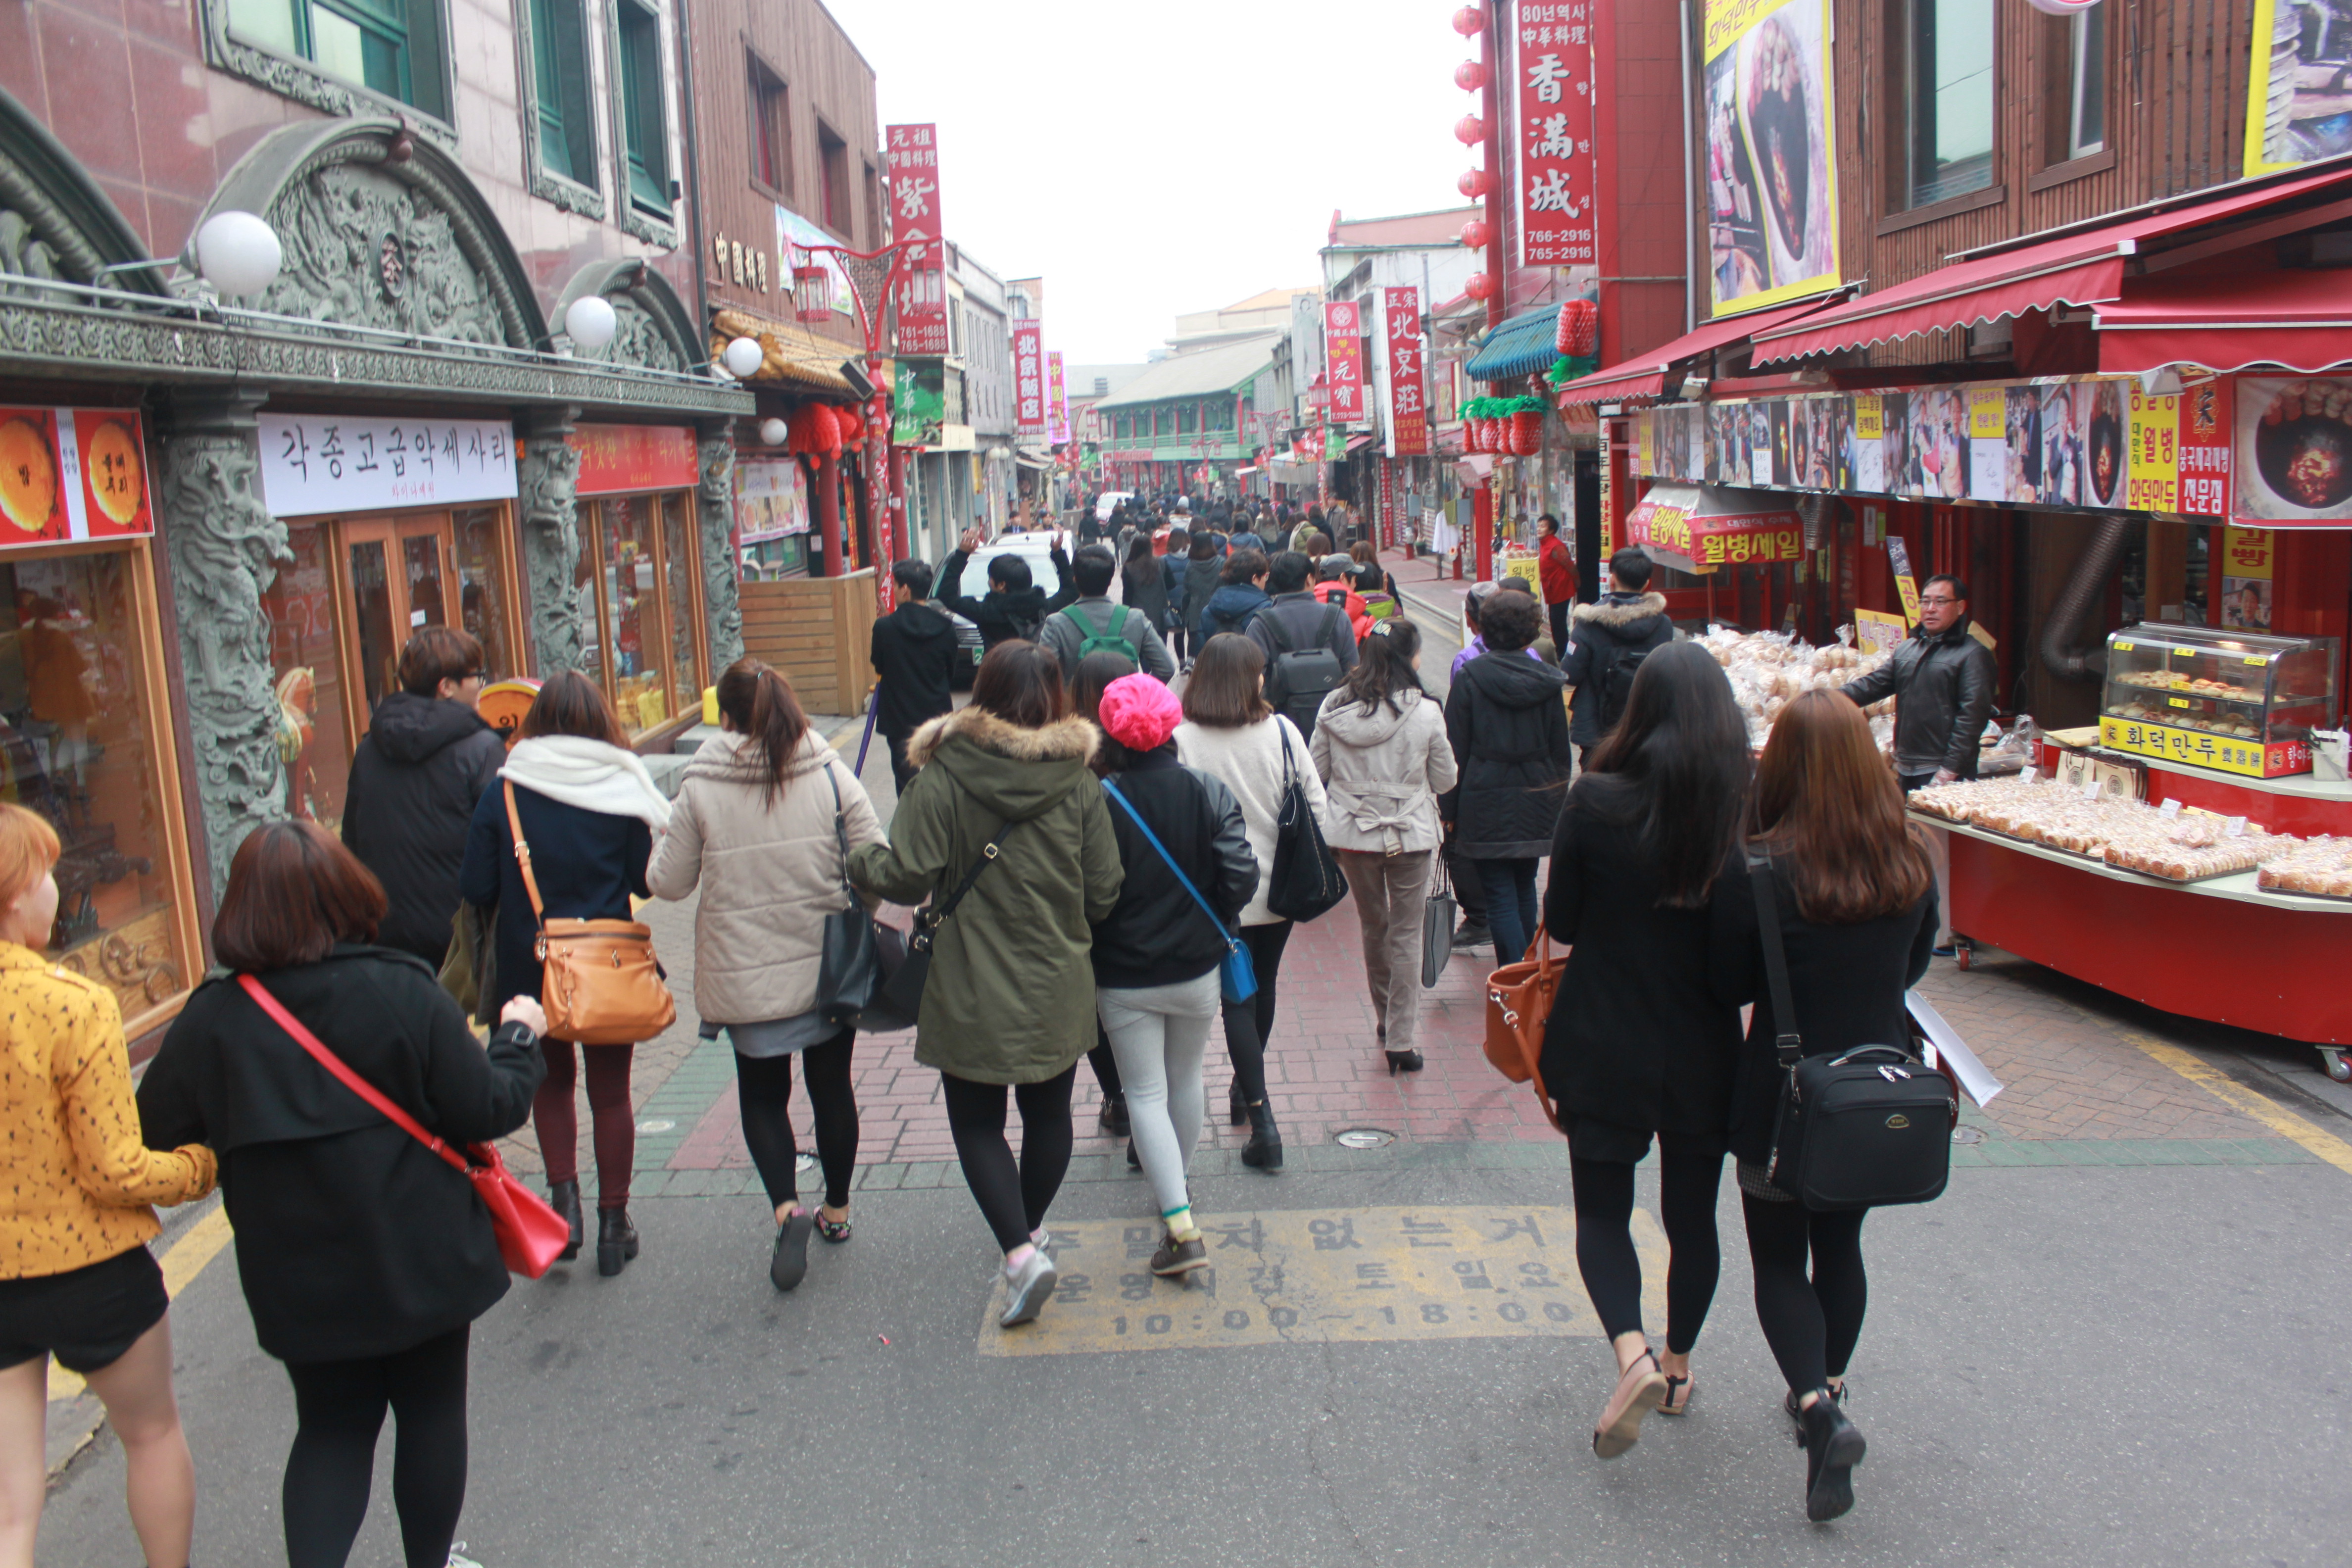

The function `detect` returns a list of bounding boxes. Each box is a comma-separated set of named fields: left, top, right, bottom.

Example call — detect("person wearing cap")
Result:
left=1087, top=674, right=1257, bottom=1277
left=1310, top=556, right=1373, bottom=642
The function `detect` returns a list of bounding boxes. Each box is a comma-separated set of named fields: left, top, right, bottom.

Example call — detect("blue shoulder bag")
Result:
left=1102, top=778, right=1257, bottom=1004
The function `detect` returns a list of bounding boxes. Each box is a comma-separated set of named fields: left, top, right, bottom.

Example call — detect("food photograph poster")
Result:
left=1703, top=0, right=1840, bottom=317
left=2245, top=0, right=2352, bottom=176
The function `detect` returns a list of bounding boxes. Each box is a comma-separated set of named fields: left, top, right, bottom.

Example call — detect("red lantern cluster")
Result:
left=1554, top=298, right=1601, bottom=357
left=785, top=404, right=844, bottom=458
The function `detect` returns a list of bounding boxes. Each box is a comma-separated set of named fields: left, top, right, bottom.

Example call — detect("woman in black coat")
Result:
left=1538, top=640, right=1747, bottom=1461
left=1122, top=534, right=1171, bottom=637
left=1708, top=690, right=1937, bottom=1522
left=1440, top=589, right=1570, bottom=966
left=140, top=821, right=543, bottom=1568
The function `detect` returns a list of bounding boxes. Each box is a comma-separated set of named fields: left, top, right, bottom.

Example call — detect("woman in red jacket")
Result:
left=1537, top=514, right=1577, bottom=662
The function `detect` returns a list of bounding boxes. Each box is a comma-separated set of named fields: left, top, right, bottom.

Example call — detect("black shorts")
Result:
left=0, top=1245, right=169, bottom=1375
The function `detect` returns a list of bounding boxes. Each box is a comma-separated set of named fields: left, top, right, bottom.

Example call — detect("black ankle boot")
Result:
left=548, top=1180, right=583, bottom=1262
left=596, top=1206, right=640, bottom=1278
left=1798, top=1388, right=1865, bottom=1521
left=1229, top=1080, right=1248, bottom=1126
left=1240, top=1100, right=1283, bottom=1172
left=1098, top=1094, right=1130, bottom=1138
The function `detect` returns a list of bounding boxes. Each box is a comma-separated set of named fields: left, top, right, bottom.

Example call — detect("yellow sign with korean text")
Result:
left=1853, top=394, right=1883, bottom=441
left=1967, top=387, right=2006, bottom=441
left=2099, top=715, right=2275, bottom=779
left=2127, top=389, right=2181, bottom=512
left=1854, top=607, right=1908, bottom=655
left=1704, top=0, right=1841, bottom=318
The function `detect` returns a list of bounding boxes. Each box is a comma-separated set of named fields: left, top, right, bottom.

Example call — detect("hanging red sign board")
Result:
left=1014, top=322, right=1046, bottom=436
left=1384, top=287, right=1428, bottom=456
left=1515, top=1, right=1598, bottom=267
left=568, top=424, right=699, bottom=496
left=1324, top=300, right=1366, bottom=423
left=886, top=123, right=949, bottom=356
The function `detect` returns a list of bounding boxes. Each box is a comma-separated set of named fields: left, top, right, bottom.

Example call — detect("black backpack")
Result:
left=1595, top=641, right=1651, bottom=732
left=1257, top=604, right=1348, bottom=742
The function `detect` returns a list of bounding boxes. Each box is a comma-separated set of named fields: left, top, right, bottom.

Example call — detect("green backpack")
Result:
left=1060, top=603, right=1139, bottom=660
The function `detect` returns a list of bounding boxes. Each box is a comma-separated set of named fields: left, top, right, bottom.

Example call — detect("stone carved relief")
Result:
left=261, top=162, right=507, bottom=344
left=519, top=428, right=585, bottom=675
left=698, top=434, right=744, bottom=670
left=159, top=414, right=293, bottom=892
left=604, top=296, right=686, bottom=375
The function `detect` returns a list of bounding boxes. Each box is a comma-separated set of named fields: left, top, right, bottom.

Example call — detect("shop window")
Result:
left=2067, top=5, right=2105, bottom=159
left=660, top=495, right=706, bottom=719
left=1901, top=0, right=1995, bottom=208
left=262, top=522, right=359, bottom=830
left=817, top=121, right=850, bottom=234
left=580, top=494, right=704, bottom=739
left=226, top=0, right=449, bottom=119
left=614, top=0, right=670, bottom=214
left=530, top=0, right=595, bottom=188
left=1178, top=403, right=1199, bottom=435
left=453, top=507, right=520, bottom=680
left=749, top=53, right=790, bottom=195
left=0, top=552, right=191, bottom=1025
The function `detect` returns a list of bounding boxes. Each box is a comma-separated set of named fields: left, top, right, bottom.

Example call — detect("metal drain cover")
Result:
left=1951, top=1126, right=1987, bottom=1145
left=1333, top=1127, right=1396, bottom=1149
left=636, top=1119, right=676, bottom=1134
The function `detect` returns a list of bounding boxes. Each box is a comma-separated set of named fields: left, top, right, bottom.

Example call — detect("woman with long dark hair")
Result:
left=1539, top=640, right=1748, bottom=1459
left=848, top=642, right=1123, bottom=1327
left=649, top=659, right=883, bottom=1292
left=1709, top=690, right=1936, bottom=1521
left=1310, top=619, right=1456, bottom=1072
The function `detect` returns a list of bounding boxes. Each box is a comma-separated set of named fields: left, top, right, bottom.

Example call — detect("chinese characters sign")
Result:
left=0, top=408, right=153, bottom=545
left=886, top=124, right=949, bottom=357
left=1324, top=300, right=1366, bottom=424
left=1623, top=483, right=1802, bottom=575
left=1014, top=322, right=1045, bottom=436
left=1515, top=3, right=1596, bottom=267
left=1703, top=0, right=1841, bottom=317
left=1046, top=351, right=1069, bottom=444
left=1384, top=287, right=1428, bottom=456
left=569, top=424, right=698, bottom=497
left=258, top=416, right=515, bottom=517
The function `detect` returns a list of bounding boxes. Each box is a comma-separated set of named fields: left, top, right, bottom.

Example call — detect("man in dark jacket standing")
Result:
left=1563, top=547, right=1675, bottom=769
left=870, top=557, right=962, bottom=794
left=341, top=627, right=507, bottom=964
left=1440, top=592, right=1571, bottom=968
left=935, top=529, right=1078, bottom=651
left=1840, top=573, right=1997, bottom=789
left=1246, top=551, right=1357, bottom=739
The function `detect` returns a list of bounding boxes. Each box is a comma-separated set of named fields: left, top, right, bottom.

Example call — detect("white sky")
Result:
left=823, top=0, right=1477, bottom=365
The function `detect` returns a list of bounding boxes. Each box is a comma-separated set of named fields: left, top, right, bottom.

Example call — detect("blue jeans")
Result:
left=1474, top=857, right=1541, bottom=967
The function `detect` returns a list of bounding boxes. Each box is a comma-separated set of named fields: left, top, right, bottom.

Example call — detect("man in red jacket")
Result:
left=1536, top=513, right=1576, bottom=665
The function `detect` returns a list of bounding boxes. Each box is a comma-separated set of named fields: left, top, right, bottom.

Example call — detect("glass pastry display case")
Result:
left=2099, top=625, right=2340, bottom=778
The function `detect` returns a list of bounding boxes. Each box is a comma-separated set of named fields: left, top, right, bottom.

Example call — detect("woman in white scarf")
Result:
left=459, top=671, right=670, bottom=1277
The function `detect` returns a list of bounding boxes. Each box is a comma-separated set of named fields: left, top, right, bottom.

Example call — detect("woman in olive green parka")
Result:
left=849, top=640, right=1122, bottom=1328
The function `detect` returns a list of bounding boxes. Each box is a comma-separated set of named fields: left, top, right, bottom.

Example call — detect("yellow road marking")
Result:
left=2122, top=1031, right=2352, bottom=1177
left=48, top=1203, right=233, bottom=1403
left=980, top=1204, right=1666, bottom=1356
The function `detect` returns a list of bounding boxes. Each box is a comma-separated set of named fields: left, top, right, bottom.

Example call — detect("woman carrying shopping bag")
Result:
left=649, top=659, right=883, bottom=1294
left=1310, top=618, right=1457, bottom=1073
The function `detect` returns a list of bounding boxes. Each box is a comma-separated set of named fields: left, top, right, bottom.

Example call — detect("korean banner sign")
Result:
left=1384, top=287, right=1428, bottom=456
left=1702, top=0, right=1841, bottom=317
left=1014, top=323, right=1046, bottom=436
left=1515, top=3, right=1596, bottom=267
left=1324, top=300, right=1366, bottom=424
left=1046, top=351, right=1069, bottom=444
left=886, top=124, right=949, bottom=356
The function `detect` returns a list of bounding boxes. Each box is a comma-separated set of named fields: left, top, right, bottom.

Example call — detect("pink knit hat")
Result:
left=1097, top=672, right=1183, bottom=752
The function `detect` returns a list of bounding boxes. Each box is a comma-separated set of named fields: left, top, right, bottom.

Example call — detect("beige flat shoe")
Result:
left=1592, top=1351, right=1669, bottom=1459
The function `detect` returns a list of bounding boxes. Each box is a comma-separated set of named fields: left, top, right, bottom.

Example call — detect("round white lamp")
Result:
left=722, top=335, right=765, bottom=379
left=563, top=294, right=618, bottom=352
left=759, top=417, right=789, bottom=446
left=193, top=211, right=283, bottom=298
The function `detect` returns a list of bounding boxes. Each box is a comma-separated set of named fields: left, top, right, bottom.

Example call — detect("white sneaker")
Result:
left=448, top=1547, right=484, bottom=1568
left=999, top=1249, right=1058, bottom=1327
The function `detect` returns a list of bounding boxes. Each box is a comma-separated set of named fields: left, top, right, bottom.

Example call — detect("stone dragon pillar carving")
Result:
left=518, top=408, right=584, bottom=674
left=697, top=422, right=744, bottom=672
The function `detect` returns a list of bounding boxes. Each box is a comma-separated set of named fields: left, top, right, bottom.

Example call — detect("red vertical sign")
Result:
left=1515, top=2, right=1597, bottom=267
left=1014, top=322, right=1045, bottom=436
left=2177, top=376, right=2233, bottom=518
left=886, top=124, right=949, bottom=356
left=1383, top=287, right=1428, bottom=456
left=1324, top=299, right=1366, bottom=423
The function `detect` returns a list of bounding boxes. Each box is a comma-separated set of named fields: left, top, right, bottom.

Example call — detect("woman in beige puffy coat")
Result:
left=648, top=659, right=882, bottom=1293
left=1309, top=619, right=1458, bottom=1073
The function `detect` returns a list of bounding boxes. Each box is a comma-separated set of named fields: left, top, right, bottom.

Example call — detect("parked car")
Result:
left=946, top=609, right=984, bottom=691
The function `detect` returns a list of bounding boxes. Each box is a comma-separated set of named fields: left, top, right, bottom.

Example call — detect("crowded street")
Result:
left=5, top=0, right=2352, bottom=1565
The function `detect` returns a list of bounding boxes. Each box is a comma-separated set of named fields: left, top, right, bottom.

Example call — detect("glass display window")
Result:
left=453, top=505, right=520, bottom=680
left=262, top=520, right=359, bottom=829
left=2101, top=624, right=2342, bottom=778
left=577, top=491, right=705, bottom=741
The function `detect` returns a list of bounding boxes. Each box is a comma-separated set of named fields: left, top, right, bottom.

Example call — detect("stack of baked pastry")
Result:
left=2256, top=836, right=2352, bottom=898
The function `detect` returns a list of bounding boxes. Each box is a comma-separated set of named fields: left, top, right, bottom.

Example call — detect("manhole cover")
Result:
left=1951, top=1125, right=1987, bottom=1145
left=1333, top=1127, right=1396, bottom=1149
left=636, top=1119, right=676, bottom=1134
left=794, top=1152, right=817, bottom=1173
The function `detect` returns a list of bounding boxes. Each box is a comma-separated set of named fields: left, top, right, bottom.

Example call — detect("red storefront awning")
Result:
left=1554, top=297, right=1843, bottom=407
left=1622, top=483, right=1804, bottom=575
left=1751, top=163, right=2352, bottom=367
left=2095, top=265, right=2352, bottom=374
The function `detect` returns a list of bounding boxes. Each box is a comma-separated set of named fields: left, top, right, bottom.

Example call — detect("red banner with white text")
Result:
left=886, top=123, right=949, bottom=356
left=1515, top=2, right=1597, bottom=267
left=1324, top=300, right=1366, bottom=424
left=1383, top=287, right=1428, bottom=456
left=1014, top=322, right=1045, bottom=436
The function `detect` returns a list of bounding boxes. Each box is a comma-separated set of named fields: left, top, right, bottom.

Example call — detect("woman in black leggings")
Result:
left=1710, top=690, right=1938, bottom=1521
left=1538, top=641, right=1749, bottom=1461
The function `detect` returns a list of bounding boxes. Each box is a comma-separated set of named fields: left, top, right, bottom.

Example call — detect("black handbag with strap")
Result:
left=878, top=818, right=1020, bottom=1026
left=1265, top=725, right=1349, bottom=922
left=1752, top=849, right=1955, bottom=1211
left=811, top=766, right=884, bottom=1028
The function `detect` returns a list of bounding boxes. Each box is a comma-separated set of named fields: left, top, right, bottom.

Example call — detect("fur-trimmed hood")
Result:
left=907, top=705, right=1101, bottom=822
left=1571, top=590, right=1668, bottom=628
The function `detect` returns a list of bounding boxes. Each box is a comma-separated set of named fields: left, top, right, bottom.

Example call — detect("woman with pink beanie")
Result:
left=1084, top=674, right=1257, bottom=1275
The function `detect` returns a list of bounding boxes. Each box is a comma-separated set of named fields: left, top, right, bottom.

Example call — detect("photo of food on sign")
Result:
left=2236, top=376, right=2352, bottom=519
left=1738, top=7, right=1832, bottom=284
left=2087, top=381, right=2125, bottom=508
left=0, top=411, right=64, bottom=539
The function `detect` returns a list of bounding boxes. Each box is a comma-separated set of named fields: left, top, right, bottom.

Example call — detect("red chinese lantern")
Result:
left=1452, top=5, right=1485, bottom=35
left=1554, top=298, right=1600, bottom=356
left=1454, top=114, right=1486, bottom=146
left=1459, top=219, right=1491, bottom=249
left=1458, top=168, right=1492, bottom=199
left=1464, top=271, right=1496, bottom=300
left=1454, top=60, right=1489, bottom=92
left=832, top=404, right=864, bottom=445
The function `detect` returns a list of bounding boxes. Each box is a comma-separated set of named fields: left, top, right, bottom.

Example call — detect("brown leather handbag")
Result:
left=504, top=781, right=676, bottom=1045
left=1483, top=928, right=1567, bottom=1133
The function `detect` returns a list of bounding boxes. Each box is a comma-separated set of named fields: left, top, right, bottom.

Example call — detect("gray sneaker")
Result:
left=1150, top=1230, right=1208, bottom=1277
left=999, top=1249, right=1058, bottom=1327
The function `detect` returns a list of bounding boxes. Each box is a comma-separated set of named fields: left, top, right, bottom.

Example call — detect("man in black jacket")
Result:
left=1245, top=550, right=1357, bottom=740
left=934, top=528, right=1077, bottom=650
left=1840, top=573, right=1998, bottom=790
left=869, top=557, right=962, bottom=794
left=1563, top=547, right=1675, bottom=770
left=341, top=627, right=508, bottom=964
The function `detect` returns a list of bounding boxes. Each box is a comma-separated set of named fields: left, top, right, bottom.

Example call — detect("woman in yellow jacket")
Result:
left=0, top=804, right=216, bottom=1568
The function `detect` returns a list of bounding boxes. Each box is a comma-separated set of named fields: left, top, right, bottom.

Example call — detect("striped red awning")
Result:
left=1554, top=297, right=1843, bottom=407
left=2095, top=265, right=2352, bottom=375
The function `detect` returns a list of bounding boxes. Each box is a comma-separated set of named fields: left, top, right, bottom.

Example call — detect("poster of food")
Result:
left=2235, top=375, right=2352, bottom=519
left=2245, top=0, right=2352, bottom=175
left=1703, top=0, right=1840, bottom=317
left=734, top=456, right=810, bottom=542
left=2085, top=380, right=2126, bottom=508
left=0, top=409, right=67, bottom=541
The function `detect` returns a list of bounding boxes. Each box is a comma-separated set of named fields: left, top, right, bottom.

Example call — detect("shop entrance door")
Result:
left=342, top=513, right=455, bottom=720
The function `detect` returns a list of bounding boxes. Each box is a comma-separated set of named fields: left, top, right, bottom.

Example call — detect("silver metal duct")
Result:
left=2037, top=513, right=2134, bottom=681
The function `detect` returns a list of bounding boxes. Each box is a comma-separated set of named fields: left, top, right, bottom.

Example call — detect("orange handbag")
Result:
left=505, top=782, right=676, bottom=1045
left=1483, top=929, right=1567, bottom=1133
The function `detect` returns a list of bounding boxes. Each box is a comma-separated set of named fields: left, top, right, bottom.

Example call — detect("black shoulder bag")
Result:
left=874, top=816, right=1020, bottom=1027
left=1752, top=849, right=1954, bottom=1211
left=1266, top=724, right=1348, bottom=922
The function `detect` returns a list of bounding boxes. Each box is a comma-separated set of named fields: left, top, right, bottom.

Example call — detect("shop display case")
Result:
left=2098, top=625, right=2339, bottom=778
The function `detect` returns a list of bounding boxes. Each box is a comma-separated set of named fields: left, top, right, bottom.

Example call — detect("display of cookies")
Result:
left=1908, top=776, right=2295, bottom=884
left=2256, top=837, right=2352, bottom=898
left=0, top=416, right=57, bottom=535
left=82, top=416, right=146, bottom=526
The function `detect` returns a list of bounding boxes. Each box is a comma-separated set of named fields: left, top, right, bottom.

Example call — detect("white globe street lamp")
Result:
left=722, top=335, right=765, bottom=379
left=563, top=294, right=618, bottom=352
left=193, top=211, right=283, bottom=298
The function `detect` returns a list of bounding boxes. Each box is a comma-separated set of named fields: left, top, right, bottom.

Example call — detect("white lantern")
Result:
left=193, top=211, right=283, bottom=298
left=564, top=294, right=618, bottom=352
left=722, top=335, right=765, bottom=379
left=759, top=417, right=789, bottom=445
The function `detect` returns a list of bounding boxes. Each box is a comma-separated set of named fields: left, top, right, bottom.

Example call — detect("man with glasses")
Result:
left=1840, top=574, right=1998, bottom=793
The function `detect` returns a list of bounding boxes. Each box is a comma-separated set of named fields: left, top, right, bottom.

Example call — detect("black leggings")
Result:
left=1569, top=1135, right=1725, bottom=1355
left=1743, top=1194, right=1869, bottom=1394
left=735, top=1031, right=858, bottom=1212
left=1220, top=920, right=1294, bottom=1105
left=282, top=1326, right=470, bottom=1568
left=1088, top=1023, right=1124, bottom=1102
left=939, top=1064, right=1078, bottom=1252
